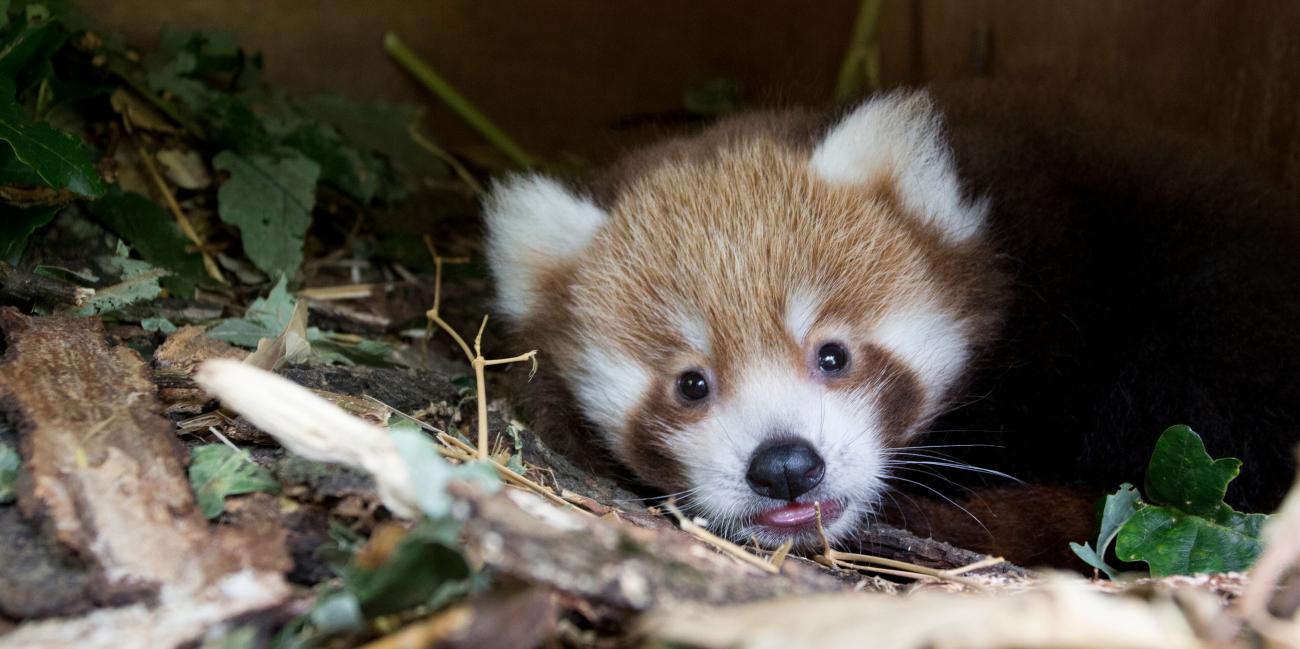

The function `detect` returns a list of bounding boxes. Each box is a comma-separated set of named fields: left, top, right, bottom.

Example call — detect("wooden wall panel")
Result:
left=83, top=1, right=1299, bottom=198
left=883, top=0, right=1300, bottom=199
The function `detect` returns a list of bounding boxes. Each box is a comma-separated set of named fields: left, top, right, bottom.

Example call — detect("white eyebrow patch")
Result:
left=667, top=307, right=711, bottom=356
left=570, top=344, right=652, bottom=443
left=784, top=287, right=821, bottom=344
left=870, top=298, right=970, bottom=409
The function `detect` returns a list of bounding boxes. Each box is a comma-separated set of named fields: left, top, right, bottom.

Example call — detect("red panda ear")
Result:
left=484, top=174, right=608, bottom=323
left=810, top=90, right=987, bottom=244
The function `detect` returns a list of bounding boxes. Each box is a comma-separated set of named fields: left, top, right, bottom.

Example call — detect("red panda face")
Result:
left=487, top=91, right=1001, bottom=547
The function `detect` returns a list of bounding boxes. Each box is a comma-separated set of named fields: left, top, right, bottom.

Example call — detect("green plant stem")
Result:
left=834, top=0, right=883, bottom=101
left=407, top=124, right=485, bottom=195
left=384, top=32, right=535, bottom=168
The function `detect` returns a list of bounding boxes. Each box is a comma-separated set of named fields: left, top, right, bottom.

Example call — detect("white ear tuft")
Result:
left=810, top=90, right=987, bottom=244
left=484, top=175, right=608, bottom=322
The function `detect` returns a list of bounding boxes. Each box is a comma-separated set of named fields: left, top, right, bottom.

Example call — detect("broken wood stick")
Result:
left=0, top=262, right=93, bottom=307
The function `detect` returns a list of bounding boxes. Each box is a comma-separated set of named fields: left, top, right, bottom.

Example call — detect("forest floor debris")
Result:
left=0, top=4, right=1297, bottom=648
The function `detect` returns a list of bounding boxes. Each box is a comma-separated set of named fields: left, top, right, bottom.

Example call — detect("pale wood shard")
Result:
left=0, top=571, right=290, bottom=649
left=641, top=578, right=1210, bottom=649
left=0, top=309, right=289, bottom=604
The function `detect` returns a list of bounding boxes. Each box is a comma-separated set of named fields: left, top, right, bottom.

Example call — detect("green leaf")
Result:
left=504, top=421, right=526, bottom=474
left=0, top=442, right=19, bottom=504
left=0, top=8, right=66, bottom=92
left=74, top=241, right=168, bottom=316
left=203, top=95, right=268, bottom=151
left=1145, top=427, right=1250, bottom=521
left=1144, top=424, right=1242, bottom=516
left=147, top=51, right=217, bottom=113
left=207, top=275, right=296, bottom=347
left=208, top=276, right=399, bottom=366
left=276, top=418, right=496, bottom=626
left=0, top=138, right=42, bottom=184
left=294, top=94, right=448, bottom=179
left=187, top=444, right=280, bottom=519
left=213, top=150, right=319, bottom=280
left=306, top=590, right=364, bottom=635
left=280, top=121, right=381, bottom=203
left=343, top=517, right=471, bottom=618
left=0, top=201, right=55, bottom=263
left=309, top=334, right=397, bottom=367
left=86, top=188, right=206, bottom=296
left=1109, top=425, right=1271, bottom=576
left=140, top=316, right=176, bottom=333
left=1069, top=482, right=1140, bottom=579
left=145, top=30, right=266, bottom=150
left=388, top=417, right=498, bottom=519
left=1114, top=503, right=1265, bottom=576
left=197, top=625, right=258, bottom=649
left=154, top=28, right=241, bottom=77
left=0, top=78, right=103, bottom=197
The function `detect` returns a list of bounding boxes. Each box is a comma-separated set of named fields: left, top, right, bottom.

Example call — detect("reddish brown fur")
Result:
left=883, top=484, right=1099, bottom=568
left=496, top=83, right=1300, bottom=569
left=513, top=123, right=1003, bottom=494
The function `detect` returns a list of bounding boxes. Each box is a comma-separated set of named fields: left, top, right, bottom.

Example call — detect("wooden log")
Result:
left=0, top=309, right=289, bottom=607
left=454, top=484, right=856, bottom=612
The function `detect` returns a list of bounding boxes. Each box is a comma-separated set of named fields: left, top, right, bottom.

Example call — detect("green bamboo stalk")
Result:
left=834, top=0, right=884, bottom=101
left=384, top=32, right=536, bottom=168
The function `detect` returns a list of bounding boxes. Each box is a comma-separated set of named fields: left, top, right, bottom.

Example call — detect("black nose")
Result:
left=745, top=439, right=825, bottom=500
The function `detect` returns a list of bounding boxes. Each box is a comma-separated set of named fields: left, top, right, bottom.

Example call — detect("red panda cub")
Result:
left=484, top=85, right=1300, bottom=558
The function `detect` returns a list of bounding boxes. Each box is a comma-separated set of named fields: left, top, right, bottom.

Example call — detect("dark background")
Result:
left=85, top=0, right=1300, bottom=201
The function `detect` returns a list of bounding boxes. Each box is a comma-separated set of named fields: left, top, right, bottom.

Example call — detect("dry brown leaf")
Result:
left=155, top=149, right=212, bottom=190
left=110, top=88, right=179, bottom=134
left=244, top=299, right=311, bottom=371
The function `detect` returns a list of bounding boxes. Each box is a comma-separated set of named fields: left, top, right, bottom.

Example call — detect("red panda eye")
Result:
left=677, top=371, right=710, bottom=401
left=817, top=343, right=849, bottom=373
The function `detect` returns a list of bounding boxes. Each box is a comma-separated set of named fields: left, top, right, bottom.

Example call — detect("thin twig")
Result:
left=663, top=500, right=778, bottom=574
left=407, top=124, right=486, bottom=195
left=296, top=283, right=376, bottom=301
left=815, top=502, right=838, bottom=569
left=131, top=136, right=225, bottom=285
left=366, top=395, right=595, bottom=518
left=422, top=235, right=536, bottom=458
left=826, top=551, right=985, bottom=590
left=437, top=432, right=591, bottom=516
left=768, top=539, right=795, bottom=570
left=944, top=555, right=1007, bottom=576
left=814, top=556, right=972, bottom=585
left=472, top=316, right=490, bottom=456
left=812, top=502, right=982, bottom=588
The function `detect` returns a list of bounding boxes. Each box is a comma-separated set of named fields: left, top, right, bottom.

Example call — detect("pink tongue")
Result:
left=755, top=502, right=820, bottom=528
